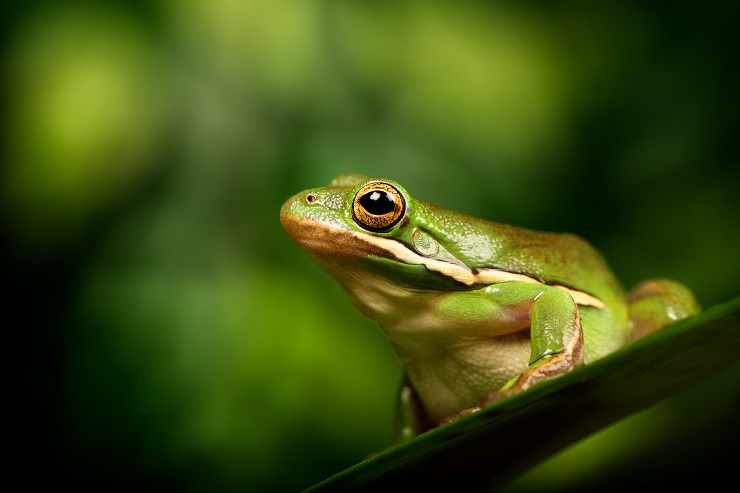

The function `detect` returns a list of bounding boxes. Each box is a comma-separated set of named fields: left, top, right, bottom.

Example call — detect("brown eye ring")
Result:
left=352, top=181, right=406, bottom=232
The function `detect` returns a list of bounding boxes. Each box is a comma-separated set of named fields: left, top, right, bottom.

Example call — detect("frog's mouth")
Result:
left=281, top=213, right=396, bottom=260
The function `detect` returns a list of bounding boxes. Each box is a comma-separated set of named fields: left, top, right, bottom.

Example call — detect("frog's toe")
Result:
left=440, top=389, right=521, bottom=425
left=479, top=388, right=518, bottom=407
left=439, top=405, right=482, bottom=425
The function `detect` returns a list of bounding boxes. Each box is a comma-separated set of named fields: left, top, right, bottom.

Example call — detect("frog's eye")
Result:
left=352, top=181, right=406, bottom=232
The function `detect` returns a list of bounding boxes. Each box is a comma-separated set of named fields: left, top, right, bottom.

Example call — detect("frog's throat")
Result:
left=286, top=217, right=606, bottom=309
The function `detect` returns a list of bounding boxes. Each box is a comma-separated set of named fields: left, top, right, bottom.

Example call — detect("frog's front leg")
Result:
left=441, top=283, right=584, bottom=424
left=393, top=375, right=436, bottom=444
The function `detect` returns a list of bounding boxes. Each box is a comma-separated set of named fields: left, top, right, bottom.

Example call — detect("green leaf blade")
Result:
left=306, top=297, right=740, bottom=492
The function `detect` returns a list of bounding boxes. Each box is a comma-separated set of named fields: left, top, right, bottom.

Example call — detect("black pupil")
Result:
left=360, top=190, right=396, bottom=215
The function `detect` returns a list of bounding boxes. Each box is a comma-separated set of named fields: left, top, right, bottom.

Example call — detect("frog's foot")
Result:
left=439, top=405, right=484, bottom=425
left=478, top=387, right=518, bottom=407
left=440, top=351, right=584, bottom=426
left=439, top=388, right=520, bottom=426
left=439, top=388, right=520, bottom=425
left=509, top=350, right=583, bottom=392
left=628, top=278, right=701, bottom=340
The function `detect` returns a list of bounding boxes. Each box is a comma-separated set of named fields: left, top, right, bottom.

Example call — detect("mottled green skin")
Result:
left=411, top=199, right=625, bottom=299
left=280, top=174, right=700, bottom=436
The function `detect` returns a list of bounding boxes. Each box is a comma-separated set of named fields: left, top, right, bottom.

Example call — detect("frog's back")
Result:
left=493, top=224, right=626, bottom=303
left=414, top=200, right=626, bottom=305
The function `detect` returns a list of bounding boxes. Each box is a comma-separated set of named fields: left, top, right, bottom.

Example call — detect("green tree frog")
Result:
left=280, top=174, right=700, bottom=442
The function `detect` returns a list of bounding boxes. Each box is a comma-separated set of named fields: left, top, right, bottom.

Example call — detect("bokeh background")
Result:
left=3, top=1, right=738, bottom=491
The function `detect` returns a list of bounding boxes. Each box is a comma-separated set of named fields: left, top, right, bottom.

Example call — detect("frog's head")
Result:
left=280, top=174, right=482, bottom=291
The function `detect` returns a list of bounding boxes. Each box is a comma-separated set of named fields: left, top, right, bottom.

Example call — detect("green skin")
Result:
left=280, top=174, right=701, bottom=443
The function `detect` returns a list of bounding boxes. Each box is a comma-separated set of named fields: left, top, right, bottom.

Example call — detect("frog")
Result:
left=279, top=174, right=701, bottom=443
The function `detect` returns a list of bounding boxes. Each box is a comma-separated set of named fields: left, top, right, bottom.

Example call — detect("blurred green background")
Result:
left=3, top=1, right=738, bottom=491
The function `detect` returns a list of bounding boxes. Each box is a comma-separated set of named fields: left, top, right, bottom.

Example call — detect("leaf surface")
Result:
left=306, top=297, right=740, bottom=492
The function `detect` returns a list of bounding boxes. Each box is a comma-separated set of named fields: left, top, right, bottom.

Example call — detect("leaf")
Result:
left=305, top=297, right=740, bottom=492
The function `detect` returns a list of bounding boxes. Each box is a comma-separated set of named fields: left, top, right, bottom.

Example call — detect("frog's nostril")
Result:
left=305, top=193, right=317, bottom=204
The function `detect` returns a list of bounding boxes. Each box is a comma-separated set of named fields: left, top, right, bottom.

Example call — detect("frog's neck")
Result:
left=336, top=267, right=436, bottom=339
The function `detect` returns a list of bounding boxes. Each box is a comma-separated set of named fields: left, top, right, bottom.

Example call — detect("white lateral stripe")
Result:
left=552, top=285, right=605, bottom=309
left=359, top=231, right=606, bottom=309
